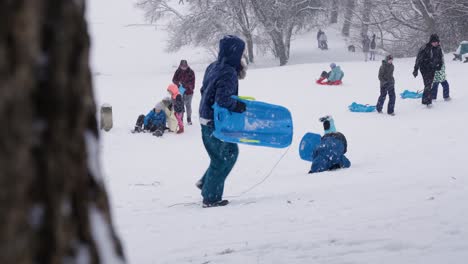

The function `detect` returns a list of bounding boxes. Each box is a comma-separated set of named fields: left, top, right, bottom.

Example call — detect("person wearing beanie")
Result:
left=132, top=102, right=167, bottom=137
left=196, top=35, right=247, bottom=208
left=309, top=116, right=351, bottom=174
left=167, top=83, right=185, bottom=134
left=316, top=63, right=344, bottom=85
left=413, top=34, right=444, bottom=107
left=376, top=54, right=396, bottom=115
left=172, top=59, right=196, bottom=125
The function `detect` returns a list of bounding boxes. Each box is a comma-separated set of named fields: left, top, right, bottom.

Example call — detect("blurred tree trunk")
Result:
left=360, top=0, right=372, bottom=37
left=342, top=0, right=355, bottom=37
left=0, top=1, right=125, bottom=264
left=330, top=0, right=339, bottom=24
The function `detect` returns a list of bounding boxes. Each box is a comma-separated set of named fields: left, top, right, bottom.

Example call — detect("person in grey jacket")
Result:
left=376, top=55, right=396, bottom=115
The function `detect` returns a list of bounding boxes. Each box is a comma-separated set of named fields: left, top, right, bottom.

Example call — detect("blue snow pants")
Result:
left=431, top=80, right=450, bottom=100
left=199, top=124, right=239, bottom=203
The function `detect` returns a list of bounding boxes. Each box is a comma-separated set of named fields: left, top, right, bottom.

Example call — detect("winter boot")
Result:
left=153, top=130, right=163, bottom=137
left=132, top=126, right=142, bottom=133
left=195, top=180, right=203, bottom=190
left=187, top=117, right=192, bottom=125
left=202, top=200, right=229, bottom=208
left=177, top=127, right=184, bottom=134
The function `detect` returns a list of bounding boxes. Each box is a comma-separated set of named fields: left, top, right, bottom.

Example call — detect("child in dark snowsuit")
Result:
left=376, top=54, right=396, bottom=115
left=133, top=103, right=166, bottom=137
left=167, top=83, right=185, bottom=134
left=309, top=116, right=351, bottom=174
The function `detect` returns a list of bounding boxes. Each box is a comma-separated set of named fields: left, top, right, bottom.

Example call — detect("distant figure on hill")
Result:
left=413, top=34, right=443, bottom=107
left=348, top=45, right=356, bottom=52
left=316, top=29, right=323, bottom=48
left=362, top=34, right=371, bottom=62
left=376, top=55, right=396, bottom=116
left=309, top=116, right=351, bottom=174
left=318, top=31, right=328, bottom=50
left=370, top=34, right=377, bottom=61
left=316, top=63, right=344, bottom=85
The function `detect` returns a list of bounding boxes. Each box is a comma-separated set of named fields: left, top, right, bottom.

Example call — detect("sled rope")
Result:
left=233, top=146, right=291, bottom=197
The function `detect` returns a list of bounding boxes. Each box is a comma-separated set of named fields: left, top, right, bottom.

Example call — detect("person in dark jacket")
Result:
left=376, top=55, right=396, bottom=115
left=413, top=34, right=443, bottom=107
left=317, top=29, right=323, bottom=48
left=132, top=103, right=166, bottom=137
left=309, top=116, right=350, bottom=174
left=362, top=34, right=371, bottom=62
left=196, top=35, right=247, bottom=208
left=172, top=60, right=196, bottom=125
left=370, top=34, right=377, bottom=61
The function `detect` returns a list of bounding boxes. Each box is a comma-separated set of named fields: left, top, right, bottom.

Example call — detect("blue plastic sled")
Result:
left=213, top=97, right=293, bottom=148
left=299, top=132, right=322, bottom=161
left=178, top=85, right=186, bottom=95
left=348, top=102, right=376, bottom=112
left=400, top=90, right=422, bottom=99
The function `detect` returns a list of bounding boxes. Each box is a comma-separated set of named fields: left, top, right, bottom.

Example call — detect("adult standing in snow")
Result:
left=172, top=59, right=195, bottom=125
left=309, top=116, right=350, bottom=173
left=319, top=31, right=328, bottom=50
left=196, top=35, right=247, bottom=208
left=317, top=29, right=323, bottom=48
left=376, top=55, right=396, bottom=115
left=370, top=34, right=377, bottom=61
left=413, top=34, right=443, bottom=107
left=362, top=34, right=371, bottom=62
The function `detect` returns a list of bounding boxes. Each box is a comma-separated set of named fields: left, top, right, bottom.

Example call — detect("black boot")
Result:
left=187, top=117, right=192, bottom=125
left=202, top=200, right=229, bottom=208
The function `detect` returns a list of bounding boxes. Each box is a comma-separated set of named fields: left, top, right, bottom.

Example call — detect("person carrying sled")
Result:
left=133, top=102, right=166, bottom=137
left=309, top=116, right=350, bottom=174
left=196, top=35, right=248, bottom=208
left=316, top=63, right=344, bottom=85
left=172, top=59, right=196, bottom=125
left=413, top=34, right=443, bottom=107
left=376, top=55, right=396, bottom=116
left=167, top=83, right=185, bottom=134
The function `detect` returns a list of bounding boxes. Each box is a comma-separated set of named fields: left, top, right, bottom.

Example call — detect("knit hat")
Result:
left=429, top=34, right=440, bottom=43
left=330, top=63, right=336, bottom=69
left=155, top=102, right=163, bottom=111
left=179, top=60, right=188, bottom=66
left=385, top=54, right=393, bottom=61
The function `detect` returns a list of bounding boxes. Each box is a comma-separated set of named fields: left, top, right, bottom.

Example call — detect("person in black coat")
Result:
left=413, top=34, right=443, bottom=107
left=376, top=55, right=396, bottom=115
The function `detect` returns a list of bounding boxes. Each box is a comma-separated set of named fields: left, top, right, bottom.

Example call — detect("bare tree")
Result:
left=0, top=1, right=125, bottom=263
left=342, top=0, right=356, bottom=36
left=330, top=0, right=339, bottom=24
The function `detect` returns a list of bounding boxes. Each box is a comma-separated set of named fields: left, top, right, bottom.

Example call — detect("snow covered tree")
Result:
left=250, top=0, right=323, bottom=66
left=341, top=0, right=356, bottom=37
left=0, top=1, right=125, bottom=263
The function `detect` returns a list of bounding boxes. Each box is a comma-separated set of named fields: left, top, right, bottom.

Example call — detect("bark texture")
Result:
left=0, top=1, right=125, bottom=263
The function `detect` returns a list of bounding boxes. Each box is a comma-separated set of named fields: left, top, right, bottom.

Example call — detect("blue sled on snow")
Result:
left=213, top=96, right=293, bottom=148
left=299, top=132, right=322, bottom=161
left=400, top=90, right=422, bottom=99
left=348, top=102, right=376, bottom=112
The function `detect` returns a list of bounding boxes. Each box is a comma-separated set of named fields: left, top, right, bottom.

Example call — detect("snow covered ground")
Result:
left=88, top=1, right=468, bottom=263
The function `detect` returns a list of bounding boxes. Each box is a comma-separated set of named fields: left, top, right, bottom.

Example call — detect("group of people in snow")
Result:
left=131, top=31, right=453, bottom=208
left=132, top=60, right=196, bottom=136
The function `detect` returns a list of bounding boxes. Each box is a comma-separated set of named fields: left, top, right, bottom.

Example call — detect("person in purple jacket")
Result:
left=172, top=60, right=195, bottom=125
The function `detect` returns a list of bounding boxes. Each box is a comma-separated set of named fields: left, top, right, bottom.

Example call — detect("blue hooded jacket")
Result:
left=144, top=109, right=166, bottom=127
left=199, top=35, right=246, bottom=120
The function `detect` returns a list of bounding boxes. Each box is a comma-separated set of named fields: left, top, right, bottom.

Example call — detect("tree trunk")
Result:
left=330, top=0, right=339, bottom=24
left=0, top=1, right=125, bottom=264
left=245, top=33, right=255, bottom=63
left=342, top=0, right=356, bottom=37
left=360, top=0, right=372, bottom=37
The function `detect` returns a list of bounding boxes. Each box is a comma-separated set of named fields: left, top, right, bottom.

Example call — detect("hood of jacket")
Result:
left=217, top=35, right=245, bottom=73
left=167, top=83, right=180, bottom=99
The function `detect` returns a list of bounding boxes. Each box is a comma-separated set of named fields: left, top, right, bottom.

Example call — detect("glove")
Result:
left=412, top=70, right=418, bottom=78
left=232, top=101, right=246, bottom=113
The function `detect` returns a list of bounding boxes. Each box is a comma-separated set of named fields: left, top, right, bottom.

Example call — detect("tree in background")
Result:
left=0, top=1, right=125, bottom=263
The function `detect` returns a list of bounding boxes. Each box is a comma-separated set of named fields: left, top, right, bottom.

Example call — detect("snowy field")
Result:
left=88, top=1, right=468, bottom=263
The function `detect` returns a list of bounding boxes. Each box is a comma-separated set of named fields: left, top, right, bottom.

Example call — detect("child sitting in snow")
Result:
left=167, top=83, right=185, bottom=134
left=309, top=115, right=351, bottom=173
left=316, top=63, right=344, bottom=85
left=133, top=102, right=166, bottom=137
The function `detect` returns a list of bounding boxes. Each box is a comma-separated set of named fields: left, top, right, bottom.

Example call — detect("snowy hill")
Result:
left=88, top=1, right=468, bottom=263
